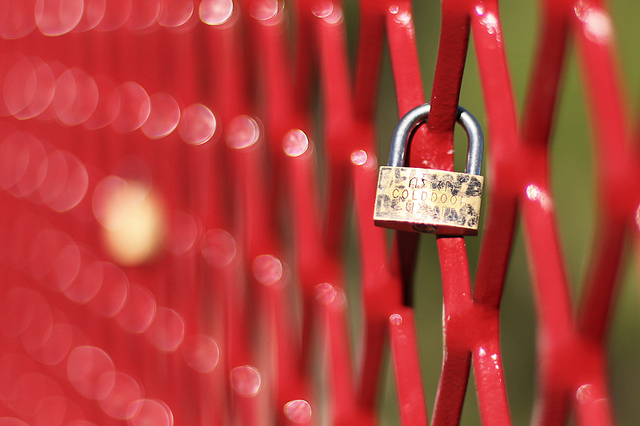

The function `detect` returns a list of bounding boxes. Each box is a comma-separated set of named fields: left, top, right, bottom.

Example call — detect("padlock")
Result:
left=373, top=103, right=484, bottom=236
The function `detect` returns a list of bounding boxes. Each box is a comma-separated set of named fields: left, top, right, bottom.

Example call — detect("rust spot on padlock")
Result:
left=373, top=103, right=484, bottom=236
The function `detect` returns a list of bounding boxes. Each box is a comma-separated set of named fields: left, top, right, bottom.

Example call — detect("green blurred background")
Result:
left=340, top=0, right=640, bottom=424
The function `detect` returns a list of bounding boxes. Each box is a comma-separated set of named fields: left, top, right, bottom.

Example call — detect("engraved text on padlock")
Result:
left=374, top=166, right=483, bottom=235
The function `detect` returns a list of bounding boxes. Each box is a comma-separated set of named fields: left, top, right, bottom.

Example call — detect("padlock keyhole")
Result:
left=413, top=224, right=437, bottom=233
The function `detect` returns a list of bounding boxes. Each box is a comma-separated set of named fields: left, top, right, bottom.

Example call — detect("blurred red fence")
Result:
left=0, top=0, right=639, bottom=425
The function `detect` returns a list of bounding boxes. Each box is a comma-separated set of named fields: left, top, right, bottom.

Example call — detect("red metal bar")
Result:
left=316, top=282, right=372, bottom=425
left=573, top=0, right=632, bottom=342
left=414, top=1, right=514, bottom=424
left=517, top=0, right=627, bottom=423
left=389, top=308, right=429, bottom=426
left=385, top=0, right=426, bottom=302
left=469, top=0, right=520, bottom=308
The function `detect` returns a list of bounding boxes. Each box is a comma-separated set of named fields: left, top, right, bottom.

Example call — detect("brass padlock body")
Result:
left=373, top=103, right=484, bottom=236
left=374, top=166, right=483, bottom=235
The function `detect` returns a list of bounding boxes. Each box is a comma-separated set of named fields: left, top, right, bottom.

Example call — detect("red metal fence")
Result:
left=0, top=0, right=638, bottom=424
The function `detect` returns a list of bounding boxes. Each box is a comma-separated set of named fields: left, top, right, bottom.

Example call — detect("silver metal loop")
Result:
left=387, top=103, right=484, bottom=176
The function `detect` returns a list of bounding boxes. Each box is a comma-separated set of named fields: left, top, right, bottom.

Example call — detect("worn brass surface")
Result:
left=374, top=166, right=484, bottom=235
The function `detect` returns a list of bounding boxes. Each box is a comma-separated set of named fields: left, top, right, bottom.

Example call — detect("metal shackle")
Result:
left=387, top=103, right=484, bottom=176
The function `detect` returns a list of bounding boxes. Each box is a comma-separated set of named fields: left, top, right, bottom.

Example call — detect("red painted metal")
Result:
left=389, top=307, right=429, bottom=426
left=0, top=0, right=638, bottom=424
left=401, top=0, right=517, bottom=424
left=517, top=0, right=629, bottom=424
